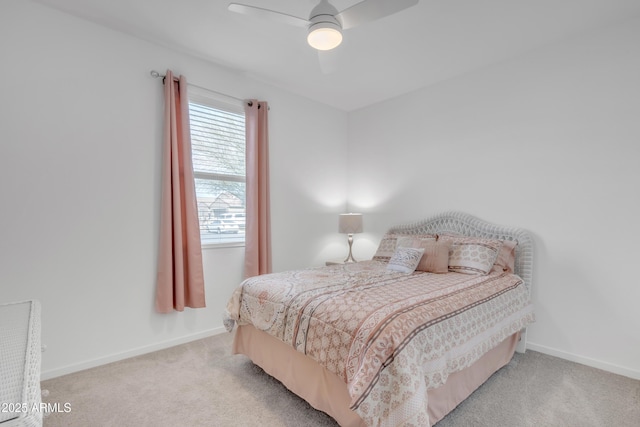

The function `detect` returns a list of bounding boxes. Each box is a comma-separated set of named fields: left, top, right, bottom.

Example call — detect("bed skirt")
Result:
left=232, top=324, right=519, bottom=427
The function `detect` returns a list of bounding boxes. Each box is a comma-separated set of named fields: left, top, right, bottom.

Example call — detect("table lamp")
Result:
left=339, top=213, right=363, bottom=263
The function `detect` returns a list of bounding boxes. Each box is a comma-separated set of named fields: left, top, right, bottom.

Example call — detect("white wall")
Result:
left=347, top=18, right=640, bottom=379
left=0, top=0, right=348, bottom=379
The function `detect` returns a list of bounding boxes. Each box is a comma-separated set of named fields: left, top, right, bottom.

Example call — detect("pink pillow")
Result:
left=491, top=239, right=517, bottom=273
left=396, top=235, right=437, bottom=249
left=416, top=240, right=451, bottom=273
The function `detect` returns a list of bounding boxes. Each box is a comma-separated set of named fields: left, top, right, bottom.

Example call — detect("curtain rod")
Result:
left=150, top=70, right=255, bottom=107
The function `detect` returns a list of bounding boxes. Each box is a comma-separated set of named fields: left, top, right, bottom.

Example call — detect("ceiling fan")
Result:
left=228, top=0, right=419, bottom=51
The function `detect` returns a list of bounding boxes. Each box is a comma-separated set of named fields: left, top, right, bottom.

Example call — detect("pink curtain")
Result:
left=244, top=100, right=272, bottom=278
left=155, top=70, right=206, bottom=313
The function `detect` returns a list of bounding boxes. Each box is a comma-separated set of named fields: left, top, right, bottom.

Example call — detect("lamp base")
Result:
left=343, top=233, right=357, bottom=263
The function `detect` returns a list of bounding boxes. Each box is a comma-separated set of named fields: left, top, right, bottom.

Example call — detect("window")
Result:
left=189, top=88, right=246, bottom=246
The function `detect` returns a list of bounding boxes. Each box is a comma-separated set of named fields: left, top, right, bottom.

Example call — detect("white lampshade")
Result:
left=339, top=213, right=363, bottom=234
left=307, top=21, right=343, bottom=50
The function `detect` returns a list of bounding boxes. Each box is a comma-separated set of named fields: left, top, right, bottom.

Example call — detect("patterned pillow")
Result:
left=416, top=240, right=451, bottom=273
left=372, top=233, right=436, bottom=261
left=372, top=233, right=400, bottom=261
left=439, top=235, right=502, bottom=275
left=386, top=247, right=425, bottom=274
left=449, top=241, right=502, bottom=274
left=438, top=233, right=518, bottom=274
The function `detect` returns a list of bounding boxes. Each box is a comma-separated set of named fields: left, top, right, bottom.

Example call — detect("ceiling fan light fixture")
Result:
left=307, top=21, right=343, bottom=50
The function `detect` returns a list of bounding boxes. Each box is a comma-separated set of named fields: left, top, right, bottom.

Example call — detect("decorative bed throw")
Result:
left=224, top=261, right=534, bottom=427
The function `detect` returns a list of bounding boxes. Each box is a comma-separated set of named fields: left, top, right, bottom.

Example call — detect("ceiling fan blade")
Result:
left=336, top=0, right=419, bottom=30
left=228, top=3, right=310, bottom=28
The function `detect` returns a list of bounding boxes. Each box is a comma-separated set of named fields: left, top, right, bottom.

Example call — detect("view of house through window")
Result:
left=189, top=90, right=246, bottom=245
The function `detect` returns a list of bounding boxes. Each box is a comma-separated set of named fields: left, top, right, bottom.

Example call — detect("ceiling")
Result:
left=33, top=0, right=640, bottom=111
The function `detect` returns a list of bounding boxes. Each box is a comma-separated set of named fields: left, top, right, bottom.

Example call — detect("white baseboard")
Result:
left=41, top=327, right=227, bottom=381
left=40, top=332, right=640, bottom=382
left=526, top=341, right=640, bottom=380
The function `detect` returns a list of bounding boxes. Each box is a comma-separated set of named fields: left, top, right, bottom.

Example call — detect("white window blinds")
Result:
left=188, top=90, right=246, bottom=245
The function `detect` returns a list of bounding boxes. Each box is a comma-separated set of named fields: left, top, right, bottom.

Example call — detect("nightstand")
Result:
left=325, top=260, right=358, bottom=266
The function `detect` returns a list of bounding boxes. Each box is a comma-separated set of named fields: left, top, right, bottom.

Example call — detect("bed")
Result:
left=224, top=212, right=535, bottom=426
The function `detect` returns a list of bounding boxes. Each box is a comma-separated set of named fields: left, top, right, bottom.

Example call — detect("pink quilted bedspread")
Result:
left=225, top=261, right=534, bottom=427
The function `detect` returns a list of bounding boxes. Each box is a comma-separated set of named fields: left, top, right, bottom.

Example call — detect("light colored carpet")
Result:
left=41, top=333, right=640, bottom=427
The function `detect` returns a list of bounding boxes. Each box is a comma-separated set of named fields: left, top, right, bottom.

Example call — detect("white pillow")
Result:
left=387, top=247, right=425, bottom=274
left=448, top=241, right=500, bottom=275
